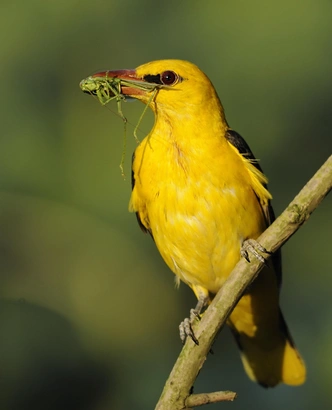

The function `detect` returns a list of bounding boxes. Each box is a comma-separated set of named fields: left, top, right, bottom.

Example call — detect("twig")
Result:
left=185, top=391, right=237, bottom=408
left=155, top=155, right=332, bottom=410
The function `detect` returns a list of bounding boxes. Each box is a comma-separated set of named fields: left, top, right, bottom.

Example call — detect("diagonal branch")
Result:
left=155, top=155, right=332, bottom=410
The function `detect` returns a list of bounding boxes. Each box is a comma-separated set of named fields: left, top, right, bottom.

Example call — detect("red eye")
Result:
left=161, top=70, right=178, bottom=85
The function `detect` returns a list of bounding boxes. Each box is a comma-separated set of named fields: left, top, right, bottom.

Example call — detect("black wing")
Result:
left=225, top=129, right=282, bottom=287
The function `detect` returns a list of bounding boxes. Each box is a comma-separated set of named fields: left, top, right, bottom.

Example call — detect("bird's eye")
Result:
left=161, top=71, right=178, bottom=86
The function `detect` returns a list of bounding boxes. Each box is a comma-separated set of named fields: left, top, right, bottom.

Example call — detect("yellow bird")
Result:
left=84, top=60, right=306, bottom=387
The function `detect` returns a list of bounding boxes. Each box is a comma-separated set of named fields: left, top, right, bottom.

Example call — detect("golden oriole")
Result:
left=84, top=60, right=306, bottom=387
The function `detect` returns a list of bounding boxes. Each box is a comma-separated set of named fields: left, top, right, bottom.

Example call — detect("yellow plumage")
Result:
left=88, top=60, right=306, bottom=387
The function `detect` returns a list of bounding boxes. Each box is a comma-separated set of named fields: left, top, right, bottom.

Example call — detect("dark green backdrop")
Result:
left=0, top=1, right=331, bottom=409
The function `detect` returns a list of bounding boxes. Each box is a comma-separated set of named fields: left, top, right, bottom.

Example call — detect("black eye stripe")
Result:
left=143, top=74, right=163, bottom=85
left=143, top=72, right=180, bottom=86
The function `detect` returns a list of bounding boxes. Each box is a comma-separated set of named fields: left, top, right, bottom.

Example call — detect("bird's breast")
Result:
left=130, top=136, right=266, bottom=293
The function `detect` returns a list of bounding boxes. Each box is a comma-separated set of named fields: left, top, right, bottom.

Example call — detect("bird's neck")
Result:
left=149, top=96, right=229, bottom=152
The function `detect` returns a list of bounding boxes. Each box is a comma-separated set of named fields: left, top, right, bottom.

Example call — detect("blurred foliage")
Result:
left=0, top=0, right=331, bottom=409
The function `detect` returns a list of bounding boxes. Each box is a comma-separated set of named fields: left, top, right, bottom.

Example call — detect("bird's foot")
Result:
left=241, top=239, right=271, bottom=263
left=179, top=308, right=201, bottom=345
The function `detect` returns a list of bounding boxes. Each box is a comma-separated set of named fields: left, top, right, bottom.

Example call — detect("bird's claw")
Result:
left=241, top=238, right=271, bottom=264
left=179, top=309, right=201, bottom=345
left=190, top=307, right=201, bottom=322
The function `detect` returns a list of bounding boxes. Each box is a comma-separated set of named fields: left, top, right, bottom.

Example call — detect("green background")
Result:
left=0, top=1, right=331, bottom=409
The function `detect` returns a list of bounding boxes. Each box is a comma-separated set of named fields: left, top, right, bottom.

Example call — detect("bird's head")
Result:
left=81, top=60, right=225, bottom=119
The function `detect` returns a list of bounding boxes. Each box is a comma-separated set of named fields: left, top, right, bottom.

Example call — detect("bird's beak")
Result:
left=80, top=69, right=157, bottom=99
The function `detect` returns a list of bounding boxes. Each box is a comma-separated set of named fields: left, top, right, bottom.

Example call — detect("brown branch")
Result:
left=155, top=155, right=332, bottom=410
left=185, top=391, right=237, bottom=408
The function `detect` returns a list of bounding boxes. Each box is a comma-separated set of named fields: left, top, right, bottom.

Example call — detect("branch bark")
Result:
left=155, top=155, right=332, bottom=410
left=185, top=391, right=237, bottom=408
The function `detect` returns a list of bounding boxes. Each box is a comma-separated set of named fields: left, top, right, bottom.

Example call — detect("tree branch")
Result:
left=155, top=155, right=332, bottom=410
left=185, top=391, right=237, bottom=408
